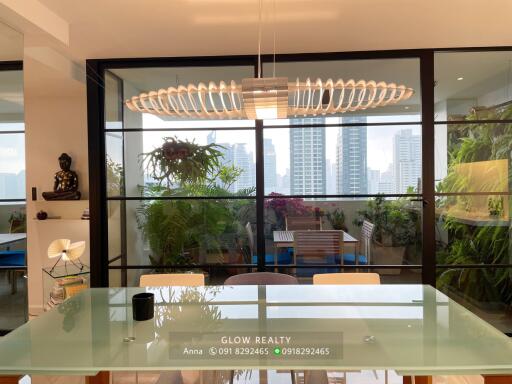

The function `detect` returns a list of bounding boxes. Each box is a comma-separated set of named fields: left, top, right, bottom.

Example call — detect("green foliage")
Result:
left=354, top=195, right=419, bottom=247
left=137, top=185, right=253, bottom=267
left=436, top=106, right=512, bottom=307
left=106, top=156, right=124, bottom=196
left=326, top=208, right=347, bottom=231
left=142, top=136, right=224, bottom=186
left=137, top=138, right=255, bottom=268
left=8, top=210, right=26, bottom=233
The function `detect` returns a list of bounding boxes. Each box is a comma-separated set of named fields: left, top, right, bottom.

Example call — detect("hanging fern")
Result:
left=141, top=136, right=225, bottom=186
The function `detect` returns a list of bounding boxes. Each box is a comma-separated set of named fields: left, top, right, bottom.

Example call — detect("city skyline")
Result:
left=140, top=114, right=422, bottom=195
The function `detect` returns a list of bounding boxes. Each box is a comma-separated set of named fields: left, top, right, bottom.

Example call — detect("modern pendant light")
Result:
left=125, top=1, right=414, bottom=120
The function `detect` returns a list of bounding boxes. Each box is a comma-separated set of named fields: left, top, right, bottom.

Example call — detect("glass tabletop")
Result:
left=42, top=263, right=90, bottom=279
left=0, top=284, right=511, bottom=375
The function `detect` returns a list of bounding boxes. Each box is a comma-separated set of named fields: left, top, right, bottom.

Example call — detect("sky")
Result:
left=0, top=124, right=25, bottom=174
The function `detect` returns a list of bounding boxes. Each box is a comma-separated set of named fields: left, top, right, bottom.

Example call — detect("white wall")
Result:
left=24, top=56, right=88, bottom=314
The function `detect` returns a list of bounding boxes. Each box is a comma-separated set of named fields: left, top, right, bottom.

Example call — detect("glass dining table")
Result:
left=0, top=284, right=511, bottom=384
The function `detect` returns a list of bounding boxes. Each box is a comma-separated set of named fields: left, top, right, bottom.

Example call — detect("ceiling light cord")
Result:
left=257, top=0, right=262, bottom=78
left=273, top=0, right=276, bottom=78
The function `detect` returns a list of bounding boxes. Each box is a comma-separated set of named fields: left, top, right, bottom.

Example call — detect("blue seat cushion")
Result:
left=0, top=250, right=26, bottom=266
left=251, top=252, right=292, bottom=265
left=341, top=253, right=368, bottom=265
left=296, top=254, right=337, bottom=277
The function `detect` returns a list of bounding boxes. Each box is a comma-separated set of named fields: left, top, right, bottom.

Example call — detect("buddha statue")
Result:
left=42, top=153, right=81, bottom=200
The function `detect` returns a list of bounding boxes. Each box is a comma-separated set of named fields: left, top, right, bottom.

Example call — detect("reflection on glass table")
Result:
left=0, top=285, right=511, bottom=384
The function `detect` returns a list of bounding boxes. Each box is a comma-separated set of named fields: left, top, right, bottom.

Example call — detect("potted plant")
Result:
left=137, top=138, right=254, bottom=271
left=8, top=210, right=26, bottom=233
left=326, top=208, right=348, bottom=232
left=264, top=193, right=314, bottom=231
left=353, top=195, right=420, bottom=273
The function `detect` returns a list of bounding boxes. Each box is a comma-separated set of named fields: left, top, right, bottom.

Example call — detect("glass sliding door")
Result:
left=91, top=49, right=512, bottom=334
left=434, top=50, right=512, bottom=333
left=103, top=64, right=257, bottom=286
left=0, top=63, right=26, bottom=332
left=260, top=58, right=424, bottom=283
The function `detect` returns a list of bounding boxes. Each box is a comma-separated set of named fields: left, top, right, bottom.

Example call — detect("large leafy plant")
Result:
left=142, top=136, right=224, bottom=186
left=436, top=105, right=512, bottom=307
left=137, top=138, right=254, bottom=268
left=353, top=195, right=419, bottom=247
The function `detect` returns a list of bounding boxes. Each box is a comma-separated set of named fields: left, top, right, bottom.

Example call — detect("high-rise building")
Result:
left=378, top=165, right=395, bottom=194
left=325, top=159, right=337, bottom=195
left=277, top=168, right=291, bottom=194
left=264, top=138, right=277, bottom=195
left=207, top=131, right=255, bottom=193
left=367, top=168, right=380, bottom=194
left=290, top=118, right=326, bottom=195
left=231, top=143, right=255, bottom=192
left=393, top=129, right=422, bottom=193
left=336, top=116, right=368, bottom=195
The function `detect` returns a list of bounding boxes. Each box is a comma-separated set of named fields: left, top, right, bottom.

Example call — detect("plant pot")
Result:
left=381, top=234, right=393, bottom=247
left=372, top=244, right=406, bottom=275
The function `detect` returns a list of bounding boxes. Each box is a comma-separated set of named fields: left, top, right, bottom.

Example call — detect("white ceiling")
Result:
left=1, top=0, right=512, bottom=102
left=33, top=0, right=512, bottom=60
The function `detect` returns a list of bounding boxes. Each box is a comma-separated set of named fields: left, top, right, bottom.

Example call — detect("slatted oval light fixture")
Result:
left=125, top=1, right=414, bottom=120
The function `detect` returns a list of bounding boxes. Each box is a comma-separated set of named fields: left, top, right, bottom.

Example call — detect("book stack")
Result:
left=45, top=276, right=88, bottom=310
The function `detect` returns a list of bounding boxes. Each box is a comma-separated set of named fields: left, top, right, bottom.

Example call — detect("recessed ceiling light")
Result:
left=457, top=77, right=464, bottom=81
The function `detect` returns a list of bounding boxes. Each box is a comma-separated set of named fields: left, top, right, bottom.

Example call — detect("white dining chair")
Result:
left=312, top=272, right=381, bottom=384
left=313, top=272, right=381, bottom=285
left=139, top=273, right=204, bottom=287
left=139, top=273, right=204, bottom=384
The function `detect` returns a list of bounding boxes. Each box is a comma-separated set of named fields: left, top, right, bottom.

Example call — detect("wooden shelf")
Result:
left=32, top=219, right=88, bottom=223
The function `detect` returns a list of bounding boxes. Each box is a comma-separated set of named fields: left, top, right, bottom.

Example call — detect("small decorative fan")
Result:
left=47, top=239, right=86, bottom=273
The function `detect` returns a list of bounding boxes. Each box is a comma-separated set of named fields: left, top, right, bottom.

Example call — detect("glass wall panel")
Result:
left=435, top=123, right=512, bottom=190
left=0, top=26, right=25, bottom=331
left=105, top=71, right=123, bottom=129
left=434, top=51, right=512, bottom=333
left=262, top=58, right=421, bottom=122
left=113, top=199, right=256, bottom=286
left=107, top=130, right=257, bottom=198
left=0, top=133, right=25, bottom=199
left=263, top=196, right=422, bottom=282
left=436, top=267, right=512, bottom=333
left=435, top=51, right=512, bottom=121
left=264, top=125, right=422, bottom=196
left=436, top=195, right=511, bottom=266
left=0, top=69, right=23, bottom=132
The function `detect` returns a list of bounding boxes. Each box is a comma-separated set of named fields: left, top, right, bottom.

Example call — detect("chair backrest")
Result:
left=313, top=272, right=381, bottom=285
left=224, top=272, right=298, bottom=285
left=245, top=222, right=255, bottom=255
left=360, top=220, right=375, bottom=261
left=293, top=230, right=343, bottom=262
left=285, top=215, right=322, bottom=231
left=139, top=273, right=204, bottom=287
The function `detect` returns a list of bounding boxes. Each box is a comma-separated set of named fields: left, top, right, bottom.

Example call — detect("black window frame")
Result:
left=86, top=48, right=512, bottom=295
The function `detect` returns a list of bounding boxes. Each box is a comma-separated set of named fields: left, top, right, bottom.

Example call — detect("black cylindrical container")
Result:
left=132, top=292, right=154, bottom=321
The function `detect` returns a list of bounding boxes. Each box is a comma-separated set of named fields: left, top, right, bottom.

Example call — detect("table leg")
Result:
left=403, top=376, right=432, bottom=384
left=0, top=376, right=21, bottom=384
left=483, top=375, right=512, bottom=383
left=86, top=371, right=110, bottom=384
